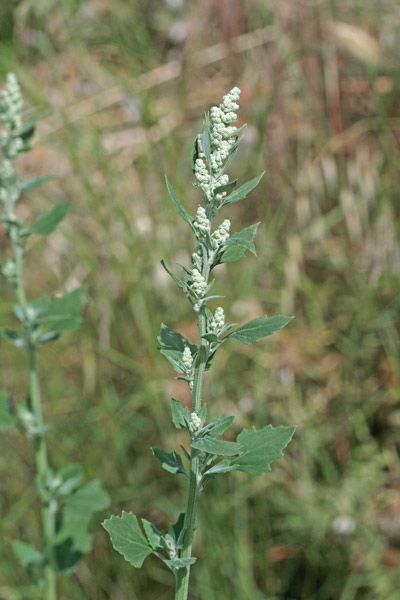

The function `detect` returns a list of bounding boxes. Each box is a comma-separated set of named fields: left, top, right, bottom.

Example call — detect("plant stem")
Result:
left=175, top=307, right=208, bottom=600
left=13, top=239, right=57, bottom=600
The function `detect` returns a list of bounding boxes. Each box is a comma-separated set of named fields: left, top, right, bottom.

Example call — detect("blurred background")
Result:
left=0, top=1, right=399, bottom=599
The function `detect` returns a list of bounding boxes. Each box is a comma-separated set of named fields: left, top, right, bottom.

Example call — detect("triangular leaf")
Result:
left=229, top=315, right=293, bottom=345
left=32, top=202, right=71, bottom=236
left=230, top=425, right=295, bottom=476
left=152, top=447, right=187, bottom=475
left=222, top=172, right=265, bottom=206
left=102, top=511, right=153, bottom=568
left=171, top=398, right=190, bottom=429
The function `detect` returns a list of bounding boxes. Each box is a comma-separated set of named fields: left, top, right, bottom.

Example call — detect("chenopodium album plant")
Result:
left=0, top=74, right=109, bottom=599
left=103, top=88, right=295, bottom=599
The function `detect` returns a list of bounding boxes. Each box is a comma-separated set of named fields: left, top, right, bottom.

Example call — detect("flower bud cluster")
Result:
left=191, top=252, right=202, bottom=270
left=193, top=206, right=210, bottom=236
left=0, top=74, right=24, bottom=132
left=211, top=219, right=231, bottom=249
left=188, top=412, right=202, bottom=433
left=194, top=87, right=241, bottom=203
left=191, top=268, right=207, bottom=298
left=181, top=346, right=193, bottom=373
left=210, top=307, right=225, bottom=332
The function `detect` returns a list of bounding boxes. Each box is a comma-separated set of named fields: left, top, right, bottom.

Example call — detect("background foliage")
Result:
left=0, top=1, right=399, bottom=599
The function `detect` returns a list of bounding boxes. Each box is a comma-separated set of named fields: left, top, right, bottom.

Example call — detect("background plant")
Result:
left=0, top=74, right=109, bottom=600
left=103, top=88, right=295, bottom=599
left=0, top=1, right=399, bottom=599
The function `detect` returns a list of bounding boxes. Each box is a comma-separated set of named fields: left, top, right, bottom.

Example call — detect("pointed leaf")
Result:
left=165, top=176, right=193, bottom=230
left=1, top=328, right=25, bottom=347
left=191, top=436, right=241, bottom=456
left=44, top=287, right=87, bottom=332
left=22, top=175, right=57, bottom=191
left=13, top=540, right=41, bottom=568
left=142, top=519, right=164, bottom=550
left=102, top=511, right=153, bottom=568
left=230, top=425, right=295, bottom=476
left=0, top=391, right=16, bottom=431
left=220, top=245, right=247, bottom=263
left=222, top=172, right=265, bottom=206
left=214, top=179, right=238, bottom=195
left=206, top=416, right=235, bottom=438
left=230, top=315, right=294, bottom=345
left=32, top=202, right=71, bottom=236
left=223, top=223, right=260, bottom=255
left=160, top=260, right=189, bottom=296
left=204, top=460, right=240, bottom=477
left=171, top=398, right=190, bottom=429
left=152, top=447, right=187, bottom=475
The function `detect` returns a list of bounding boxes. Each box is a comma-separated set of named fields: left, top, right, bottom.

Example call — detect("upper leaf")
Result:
left=32, top=202, right=71, bottom=236
left=158, top=324, right=196, bottom=374
left=171, top=398, right=190, bottom=429
left=220, top=223, right=260, bottom=263
left=222, top=172, right=265, bottom=206
left=102, top=511, right=153, bottom=568
left=230, top=425, right=295, bottom=476
left=229, top=315, right=293, bottom=345
left=22, top=175, right=57, bottom=192
left=165, top=176, right=194, bottom=231
left=205, top=416, right=235, bottom=438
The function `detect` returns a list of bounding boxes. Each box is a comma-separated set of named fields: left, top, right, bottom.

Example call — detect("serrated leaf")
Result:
left=222, top=172, right=265, bottom=206
left=44, top=287, right=86, bottom=333
left=22, top=175, right=57, bottom=191
left=142, top=519, right=164, bottom=550
left=191, top=436, right=241, bottom=456
left=171, top=398, right=190, bottom=429
left=152, top=447, right=187, bottom=475
left=102, top=511, right=153, bottom=568
left=32, top=202, right=71, bottom=236
left=230, top=425, right=295, bottom=476
left=0, top=391, right=16, bottom=431
left=165, top=176, right=193, bottom=230
left=230, top=315, right=294, bottom=344
left=1, top=328, right=25, bottom=347
left=206, top=416, right=235, bottom=438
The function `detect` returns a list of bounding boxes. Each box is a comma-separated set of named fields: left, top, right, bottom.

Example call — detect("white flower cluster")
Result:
left=211, top=219, right=231, bottom=249
left=181, top=346, right=193, bottom=372
left=191, top=251, right=202, bottom=270
left=0, top=73, right=24, bottom=132
left=191, top=268, right=207, bottom=297
left=210, top=307, right=225, bottom=332
left=194, top=87, right=241, bottom=203
left=193, top=206, right=210, bottom=236
left=189, top=412, right=202, bottom=433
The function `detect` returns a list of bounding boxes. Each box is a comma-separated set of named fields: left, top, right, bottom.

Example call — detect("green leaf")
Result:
left=13, top=540, right=41, bottom=568
left=0, top=391, right=16, bottom=431
left=191, top=436, right=241, bottom=456
left=1, top=328, right=25, bottom=347
left=102, top=511, right=153, bottom=568
left=166, top=557, right=196, bottom=569
left=165, top=176, right=193, bottom=230
left=201, top=118, right=212, bottom=168
left=170, top=513, right=185, bottom=547
left=22, top=175, right=57, bottom=191
left=142, top=519, right=164, bottom=550
left=32, top=202, right=71, bottom=236
left=214, top=179, right=238, bottom=195
left=206, top=416, right=235, bottom=438
left=220, top=223, right=260, bottom=263
left=229, top=315, right=294, bottom=345
left=56, top=480, right=110, bottom=555
left=230, top=425, right=295, bottom=476
left=57, top=464, right=83, bottom=495
left=190, top=136, right=198, bottom=173
left=158, top=324, right=196, bottom=374
left=152, top=447, right=187, bottom=475
left=160, top=260, right=189, bottom=296
left=204, top=460, right=239, bottom=477
left=171, top=398, right=190, bottom=429
left=18, top=113, right=45, bottom=151
left=202, top=333, right=219, bottom=343
left=222, top=172, right=265, bottom=206
left=45, top=287, right=87, bottom=333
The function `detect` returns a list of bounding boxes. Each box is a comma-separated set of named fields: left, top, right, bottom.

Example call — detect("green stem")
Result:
left=175, top=307, right=208, bottom=600
left=13, top=239, right=57, bottom=600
